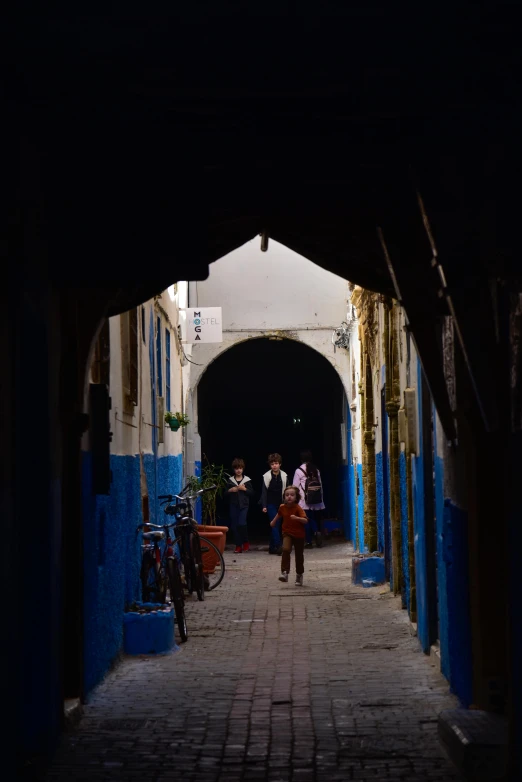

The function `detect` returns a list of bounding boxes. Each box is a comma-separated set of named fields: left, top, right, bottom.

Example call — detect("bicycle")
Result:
left=137, top=517, right=188, bottom=643
left=159, top=484, right=226, bottom=597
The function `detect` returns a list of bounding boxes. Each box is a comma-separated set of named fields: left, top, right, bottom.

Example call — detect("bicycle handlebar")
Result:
left=158, top=485, right=217, bottom=504
left=178, top=485, right=217, bottom=501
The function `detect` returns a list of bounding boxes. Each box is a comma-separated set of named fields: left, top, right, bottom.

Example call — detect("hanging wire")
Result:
left=181, top=345, right=204, bottom=366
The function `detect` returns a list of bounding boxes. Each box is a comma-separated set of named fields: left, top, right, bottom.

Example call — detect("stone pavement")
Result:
left=45, top=540, right=462, bottom=781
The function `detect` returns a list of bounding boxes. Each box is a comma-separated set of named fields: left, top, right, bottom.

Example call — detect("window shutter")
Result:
left=165, top=328, right=171, bottom=413
left=121, top=309, right=139, bottom=414
left=157, top=395, right=165, bottom=444
left=91, top=320, right=110, bottom=386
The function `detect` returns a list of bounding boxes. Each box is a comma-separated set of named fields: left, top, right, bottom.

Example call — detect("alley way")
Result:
left=45, top=542, right=462, bottom=782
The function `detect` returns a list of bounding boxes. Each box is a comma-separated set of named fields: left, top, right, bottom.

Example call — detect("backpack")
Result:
left=300, top=466, right=323, bottom=505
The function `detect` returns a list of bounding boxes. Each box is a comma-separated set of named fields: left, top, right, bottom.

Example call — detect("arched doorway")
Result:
left=197, top=337, right=347, bottom=538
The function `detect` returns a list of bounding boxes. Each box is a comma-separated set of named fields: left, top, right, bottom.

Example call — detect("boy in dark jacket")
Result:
left=259, top=453, right=288, bottom=555
left=226, top=458, right=254, bottom=553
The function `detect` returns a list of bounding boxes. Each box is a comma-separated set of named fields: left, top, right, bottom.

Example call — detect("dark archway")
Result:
left=197, top=338, right=345, bottom=539
left=7, top=10, right=522, bottom=774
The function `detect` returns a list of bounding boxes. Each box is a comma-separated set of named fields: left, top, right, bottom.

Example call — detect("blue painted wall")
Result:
left=386, top=453, right=392, bottom=561
left=158, top=453, right=183, bottom=499
left=384, top=447, right=392, bottom=579
left=142, top=453, right=183, bottom=524
left=82, top=451, right=183, bottom=696
left=348, top=462, right=356, bottom=543
left=343, top=407, right=356, bottom=542
left=412, top=364, right=430, bottom=653
left=443, top=500, right=473, bottom=706
left=339, top=464, right=356, bottom=542
left=339, top=465, right=351, bottom=541
left=17, top=294, right=63, bottom=762
left=399, top=450, right=410, bottom=611
left=194, top=459, right=202, bottom=522
left=357, top=462, right=365, bottom=552
left=21, top=477, right=62, bottom=759
left=379, top=387, right=392, bottom=576
left=508, top=437, right=522, bottom=778
left=433, top=418, right=449, bottom=682
left=82, top=451, right=141, bottom=695
left=376, top=451, right=385, bottom=552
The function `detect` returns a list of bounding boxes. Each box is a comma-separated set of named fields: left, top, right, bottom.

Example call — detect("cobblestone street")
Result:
left=46, top=541, right=462, bottom=781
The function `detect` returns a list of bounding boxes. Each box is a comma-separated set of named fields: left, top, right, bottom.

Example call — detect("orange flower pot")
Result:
left=198, top=529, right=226, bottom=573
left=199, top=525, right=229, bottom=554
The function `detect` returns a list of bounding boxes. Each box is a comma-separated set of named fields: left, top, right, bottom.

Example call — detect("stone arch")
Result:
left=192, top=335, right=351, bottom=527
left=184, top=331, right=352, bottom=477
left=190, top=332, right=350, bottom=398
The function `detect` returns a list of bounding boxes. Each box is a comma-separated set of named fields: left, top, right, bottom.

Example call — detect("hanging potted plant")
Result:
left=164, top=411, right=190, bottom=432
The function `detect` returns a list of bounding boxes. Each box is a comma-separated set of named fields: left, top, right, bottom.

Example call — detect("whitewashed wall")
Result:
left=83, top=289, right=185, bottom=461
left=191, top=237, right=349, bottom=330
left=183, top=238, right=353, bottom=468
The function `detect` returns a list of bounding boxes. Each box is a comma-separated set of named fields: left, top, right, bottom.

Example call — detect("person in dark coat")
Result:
left=259, top=452, right=288, bottom=555
left=226, top=458, right=254, bottom=553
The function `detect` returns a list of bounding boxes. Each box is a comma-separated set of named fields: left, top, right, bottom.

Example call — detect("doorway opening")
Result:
left=197, top=337, right=346, bottom=539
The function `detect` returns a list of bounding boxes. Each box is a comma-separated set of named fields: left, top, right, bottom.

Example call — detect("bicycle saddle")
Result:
left=142, top=531, right=165, bottom=541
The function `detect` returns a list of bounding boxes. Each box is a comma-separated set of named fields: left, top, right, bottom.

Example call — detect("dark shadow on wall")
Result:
left=197, top=338, right=345, bottom=540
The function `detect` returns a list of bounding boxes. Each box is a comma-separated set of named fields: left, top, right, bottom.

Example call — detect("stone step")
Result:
left=438, top=708, right=508, bottom=780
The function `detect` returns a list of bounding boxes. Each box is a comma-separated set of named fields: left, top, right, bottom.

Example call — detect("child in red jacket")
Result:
left=270, top=485, right=308, bottom=585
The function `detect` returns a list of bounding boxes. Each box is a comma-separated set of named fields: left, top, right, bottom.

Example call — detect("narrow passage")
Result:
left=46, top=542, right=462, bottom=781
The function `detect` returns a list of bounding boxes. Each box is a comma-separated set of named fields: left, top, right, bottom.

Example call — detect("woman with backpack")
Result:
left=293, top=449, right=325, bottom=548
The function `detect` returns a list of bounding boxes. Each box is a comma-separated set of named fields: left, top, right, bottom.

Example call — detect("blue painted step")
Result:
left=352, top=555, right=386, bottom=587
left=123, top=602, right=177, bottom=655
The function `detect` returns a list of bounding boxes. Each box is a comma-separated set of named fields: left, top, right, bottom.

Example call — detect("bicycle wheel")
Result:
left=199, top=536, right=226, bottom=590
left=190, top=533, right=205, bottom=601
left=180, top=534, right=194, bottom=595
left=167, top=558, right=188, bottom=642
left=140, top=550, right=167, bottom=604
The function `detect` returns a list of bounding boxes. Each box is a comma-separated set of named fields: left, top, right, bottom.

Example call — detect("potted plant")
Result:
left=188, top=457, right=229, bottom=567
left=164, top=411, right=190, bottom=432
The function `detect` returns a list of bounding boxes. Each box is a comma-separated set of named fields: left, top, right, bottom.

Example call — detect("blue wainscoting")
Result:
left=443, top=499, right=473, bottom=706
left=82, top=452, right=141, bottom=695
left=82, top=451, right=182, bottom=696
left=399, top=450, right=410, bottom=611
left=376, top=451, right=385, bottom=553
left=357, top=463, right=365, bottom=552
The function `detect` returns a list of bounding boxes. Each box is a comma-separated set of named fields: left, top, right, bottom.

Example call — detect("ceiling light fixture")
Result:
left=260, top=231, right=269, bottom=252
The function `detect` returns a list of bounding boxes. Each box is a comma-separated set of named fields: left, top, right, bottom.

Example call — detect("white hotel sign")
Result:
left=180, top=307, right=223, bottom=343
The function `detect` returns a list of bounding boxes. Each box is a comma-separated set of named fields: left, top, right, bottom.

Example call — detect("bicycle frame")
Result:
left=139, top=520, right=178, bottom=598
left=157, top=483, right=217, bottom=600
left=160, top=483, right=213, bottom=545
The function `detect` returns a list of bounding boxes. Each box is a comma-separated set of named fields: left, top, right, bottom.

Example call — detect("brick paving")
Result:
left=45, top=540, right=462, bottom=781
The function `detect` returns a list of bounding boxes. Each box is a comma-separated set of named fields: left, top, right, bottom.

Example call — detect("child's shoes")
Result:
left=278, top=571, right=288, bottom=582
left=234, top=546, right=243, bottom=554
